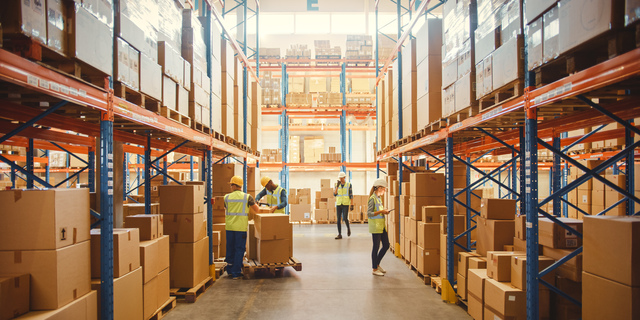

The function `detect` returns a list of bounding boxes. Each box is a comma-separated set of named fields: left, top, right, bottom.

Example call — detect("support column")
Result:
left=113, top=142, right=124, bottom=228
left=552, top=135, right=561, bottom=216
left=445, top=136, right=455, bottom=282
left=627, top=119, right=635, bottom=215
left=145, top=133, right=152, bottom=215
left=27, top=138, right=34, bottom=188
left=89, top=148, right=96, bottom=192
left=206, top=148, right=214, bottom=269
left=525, top=106, right=539, bottom=320
left=99, top=112, right=114, bottom=320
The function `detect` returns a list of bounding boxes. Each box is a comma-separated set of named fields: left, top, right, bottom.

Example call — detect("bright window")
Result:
left=331, top=14, right=366, bottom=34
left=294, top=13, right=330, bottom=34
left=260, top=14, right=295, bottom=34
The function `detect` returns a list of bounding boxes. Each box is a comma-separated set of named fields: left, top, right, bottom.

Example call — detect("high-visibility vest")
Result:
left=336, top=182, right=351, bottom=206
left=224, top=191, right=250, bottom=232
left=368, top=194, right=386, bottom=234
left=265, top=185, right=286, bottom=214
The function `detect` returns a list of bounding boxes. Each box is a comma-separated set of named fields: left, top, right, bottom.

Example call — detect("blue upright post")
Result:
left=99, top=110, right=114, bottom=320
left=512, top=150, right=517, bottom=201
left=10, top=167, right=15, bottom=189
left=27, top=139, right=34, bottom=188
left=396, top=0, right=403, bottom=142
left=445, top=136, right=455, bottom=282
left=45, top=150, right=50, bottom=184
left=552, top=136, right=561, bottom=216
left=124, top=152, right=128, bottom=199
left=242, top=0, right=248, bottom=193
left=206, top=148, right=214, bottom=266
left=190, top=156, right=194, bottom=181
left=163, top=157, right=168, bottom=185
left=89, top=149, right=95, bottom=192
left=466, top=156, right=471, bottom=249
left=525, top=107, right=539, bottom=320
left=340, top=63, right=347, bottom=173
left=519, top=127, right=526, bottom=215
left=626, top=119, right=635, bottom=215
left=145, top=133, right=152, bottom=215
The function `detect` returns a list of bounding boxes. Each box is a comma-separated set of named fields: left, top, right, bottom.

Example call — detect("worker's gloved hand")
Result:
left=350, top=205, right=354, bottom=211
left=270, top=206, right=278, bottom=213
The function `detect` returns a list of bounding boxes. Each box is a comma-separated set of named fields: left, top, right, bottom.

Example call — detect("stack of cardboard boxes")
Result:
left=285, top=44, right=311, bottom=60
left=384, top=163, right=400, bottom=247
left=316, top=179, right=337, bottom=222
left=439, top=214, right=466, bottom=281
left=261, top=149, right=283, bottom=163
left=260, top=71, right=282, bottom=106
left=476, top=198, right=517, bottom=256
left=303, top=137, right=325, bottom=163
left=252, top=214, right=293, bottom=264
left=345, top=35, right=373, bottom=60
left=0, top=189, right=94, bottom=319
left=158, top=184, right=209, bottom=289
left=348, top=195, right=370, bottom=222
left=290, top=136, right=301, bottom=163
left=415, top=18, right=443, bottom=130
left=123, top=213, right=170, bottom=319
left=289, top=188, right=313, bottom=222
left=220, top=38, right=236, bottom=139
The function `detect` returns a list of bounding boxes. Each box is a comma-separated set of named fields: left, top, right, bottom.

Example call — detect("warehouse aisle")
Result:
left=164, top=224, right=470, bottom=319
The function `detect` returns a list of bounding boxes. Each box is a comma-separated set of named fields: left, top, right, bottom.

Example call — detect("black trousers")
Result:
left=336, top=205, right=350, bottom=235
left=372, top=230, right=390, bottom=269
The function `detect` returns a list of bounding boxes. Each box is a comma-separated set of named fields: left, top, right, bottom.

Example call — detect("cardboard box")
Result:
left=0, top=188, right=90, bottom=250
left=487, top=251, right=526, bottom=282
left=162, top=212, right=206, bottom=243
left=458, top=252, right=481, bottom=278
left=169, top=237, right=209, bottom=288
left=1, top=0, right=47, bottom=44
left=417, top=222, right=440, bottom=249
left=539, top=218, right=583, bottom=249
left=139, top=236, right=169, bottom=284
left=440, top=214, right=466, bottom=235
left=440, top=256, right=457, bottom=280
left=457, top=273, right=468, bottom=300
left=405, top=238, right=412, bottom=263
left=255, top=214, right=291, bottom=240
left=124, top=214, right=160, bottom=241
left=407, top=217, right=417, bottom=243
left=491, top=36, right=524, bottom=90
left=422, top=206, right=447, bottom=223
left=468, top=257, right=487, bottom=269
left=0, top=274, right=29, bottom=320
left=468, top=268, right=489, bottom=301
left=140, top=53, right=163, bottom=100
left=543, top=4, right=560, bottom=63
left=0, top=241, right=91, bottom=310
left=527, top=16, right=544, bottom=70
left=558, top=0, right=623, bottom=55
left=158, top=185, right=205, bottom=214
left=583, top=272, right=640, bottom=320
left=410, top=173, right=445, bottom=197
left=515, top=215, right=526, bottom=240
left=417, top=246, right=439, bottom=275
left=511, top=255, right=555, bottom=291
left=477, top=217, right=516, bottom=256
left=123, top=203, right=160, bottom=217
left=513, top=237, right=527, bottom=252
left=440, top=234, right=464, bottom=261
left=480, top=198, right=517, bottom=220
left=68, top=5, right=113, bottom=76
left=91, top=229, right=140, bottom=279
left=257, top=239, right=291, bottom=264
left=411, top=197, right=445, bottom=220
left=583, top=216, right=640, bottom=286
left=410, top=242, right=418, bottom=269
left=484, top=278, right=526, bottom=319
left=92, top=267, right=143, bottom=320
left=142, top=276, right=157, bottom=320
left=157, top=268, right=170, bottom=308
left=15, top=290, right=97, bottom=319
left=468, top=293, right=483, bottom=320
left=290, top=204, right=312, bottom=222
left=399, top=195, right=410, bottom=217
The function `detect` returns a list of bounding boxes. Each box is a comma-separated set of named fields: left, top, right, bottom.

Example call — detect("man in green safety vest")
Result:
left=255, top=176, right=288, bottom=213
left=224, top=175, right=260, bottom=280
left=334, top=172, right=354, bottom=239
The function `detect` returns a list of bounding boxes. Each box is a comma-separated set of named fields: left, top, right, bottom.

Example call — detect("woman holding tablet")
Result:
left=367, top=178, right=391, bottom=276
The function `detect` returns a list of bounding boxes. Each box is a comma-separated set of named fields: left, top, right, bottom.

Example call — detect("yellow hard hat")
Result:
left=230, top=176, right=243, bottom=187
left=261, top=176, right=272, bottom=187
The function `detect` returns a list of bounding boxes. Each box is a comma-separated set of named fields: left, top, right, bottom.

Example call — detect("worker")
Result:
left=368, top=178, right=390, bottom=276
left=224, top=176, right=260, bottom=280
left=334, top=171, right=353, bottom=239
left=255, top=176, right=288, bottom=213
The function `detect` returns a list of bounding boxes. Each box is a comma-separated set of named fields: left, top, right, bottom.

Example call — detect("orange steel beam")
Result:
left=1, top=136, right=90, bottom=154
left=0, top=155, right=49, bottom=164
left=262, top=126, right=375, bottom=132
left=0, top=122, right=96, bottom=146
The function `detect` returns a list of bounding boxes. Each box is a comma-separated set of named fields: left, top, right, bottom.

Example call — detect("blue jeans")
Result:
left=225, top=230, right=247, bottom=277
left=336, top=205, right=350, bottom=235
left=372, top=230, right=390, bottom=269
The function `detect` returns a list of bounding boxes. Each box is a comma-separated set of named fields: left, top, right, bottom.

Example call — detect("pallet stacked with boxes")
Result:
left=250, top=82, right=262, bottom=151
left=260, top=71, right=282, bottom=106
left=289, top=188, right=313, bottom=222
left=221, top=38, right=236, bottom=139
left=303, top=136, right=324, bottom=163
left=285, top=44, right=311, bottom=61
left=290, top=136, right=301, bottom=163
left=314, top=40, right=341, bottom=61
left=252, top=214, right=294, bottom=264
left=345, top=35, right=373, bottom=61
left=384, top=163, right=400, bottom=247
left=475, top=0, right=524, bottom=111
left=158, top=184, right=209, bottom=290
left=261, top=149, right=283, bottom=163
left=0, top=189, right=95, bottom=319
left=441, top=0, right=478, bottom=120
left=415, top=18, right=443, bottom=130
left=316, top=179, right=337, bottom=222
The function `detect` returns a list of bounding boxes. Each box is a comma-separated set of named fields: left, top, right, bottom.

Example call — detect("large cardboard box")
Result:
left=409, top=173, right=445, bottom=197
left=543, top=246, right=583, bottom=282
left=491, top=36, right=524, bottom=90
left=0, top=274, right=29, bottom=320
left=422, top=206, right=446, bottom=223
left=417, top=246, right=439, bottom=275
left=440, top=215, right=466, bottom=235
left=476, top=217, right=515, bottom=256
left=68, top=6, right=113, bottom=76
left=480, top=198, right=517, bottom=220
left=0, top=0, right=47, bottom=44
left=290, top=204, right=312, bottom=222
left=511, top=255, right=555, bottom=291
left=468, top=269, right=489, bottom=302
left=458, top=252, right=481, bottom=279
left=124, top=214, right=161, bottom=241
left=468, top=293, right=483, bottom=320
left=484, top=278, right=526, bottom=319
left=142, top=276, right=157, bottom=320
left=583, top=272, right=640, bottom=320
left=417, top=222, right=440, bottom=249
left=257, top=239, right=291, bottom=264
left=169, top=237, right=209, bottom=288
left=539, top=218, right=583, bottom=249
left=0, top=241, right=91, bottom=310
left=411, top=197, right=445, bottom=220
left=558, top=0, right=623, bottom=55
left=15, top=291, right=97, bottom=320
left=91, top=229, right=140, bottom=279
left=0, top=188, right=90, bottom=250
left=487, top=251, right=526, bottom=282
left=163, top=212, right=206, bottom=243
left=92, top=267, right=143, bottom=320
left=469, top=257, right=487, bottom=269
left=255, top=214, right=291, bottom=240
left=157, top=268, right=170, bottom=309
left=515, top=215, right=526, bottom=240
left=583, top=216, right=640, bottom=286
left=158, top=185, right=205, bottom=214
left=139, top=236, right=169, bottom=284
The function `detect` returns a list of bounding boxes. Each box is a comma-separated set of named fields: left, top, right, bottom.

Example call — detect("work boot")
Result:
left=372, top=269, right=384, bottom=276
left=348, top=228, right=351, bottom=237
left=335, top=234, right=342, bottom=239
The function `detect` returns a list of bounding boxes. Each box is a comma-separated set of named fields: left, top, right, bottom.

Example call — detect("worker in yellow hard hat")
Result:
left=224, top=176, right=260, bottom=280
left=255, top=176, right=288, bottom=214
left=334, top=171, right=353, bottom=239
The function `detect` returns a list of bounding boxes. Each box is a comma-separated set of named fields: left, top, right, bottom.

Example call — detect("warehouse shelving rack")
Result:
left=0, top=0, right=260, bottom=318
left=374, top=0, right=640, bottom=318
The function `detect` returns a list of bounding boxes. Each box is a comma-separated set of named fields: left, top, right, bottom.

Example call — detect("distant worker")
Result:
left=334, top=171, right=354, bottom=239
left=256, top=176, right=288, bottom=213
left=224, top=176, right=260, bottom=280
left=368, top=178, right=390, bottom=276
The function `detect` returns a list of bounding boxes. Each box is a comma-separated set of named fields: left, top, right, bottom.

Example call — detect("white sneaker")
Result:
left=372, top=269, right=384, bottom=276
left=377, top=266, right=387, bottom=273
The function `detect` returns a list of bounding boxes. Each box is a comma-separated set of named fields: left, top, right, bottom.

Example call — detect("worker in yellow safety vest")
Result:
left=334, top=172, right=354, bottom=239
left=367, top=178, right=390, bottom=276
left=224, top=176, right=260, bottom=280
left=255, top=176, right=288, bottom=213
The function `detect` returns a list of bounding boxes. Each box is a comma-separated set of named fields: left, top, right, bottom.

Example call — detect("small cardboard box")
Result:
left=515, top=215, right=526, bottom=240
left=124, top=214, right=160, bottom=241
left=484, top=278, right=526, bottom=319
left=162, top=212, right=206, bottom=243
left=255, top=214, right=291, bottom=240
left=476, top=217, right=515, bottom=256
left=458, top=252, right=481, bottom=278
left=91, top=229, right=140, bottom=279
left=511, top=255, right=555, bottom=291
left=417, top=222, right=440, bottom=249
left=468, top=256, right=487, bottom=269
left=123, top=203, right=160, bottom=217
left=409, top=172, right=445, bottom=197
left=487, top=251, right=526, bottom=282
left=416, top=246, right=439, bottom=275
left=539, top=218, right=583, bottom=249
left=0, top=274, right=29, bottom=319
left=169, top=237, right=209, bottom=288
left=158, top=185, right=205, bottom=214
left=422, top=206, right=446, bottom=223
left=92, top=267, right=143, bottom=320
left=480, top=198, right=517, bottom=220
left=440, top=214, right=466, bottom=235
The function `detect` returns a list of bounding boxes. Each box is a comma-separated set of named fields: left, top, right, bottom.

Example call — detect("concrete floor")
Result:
left=164, top=224, right=471, bottom=320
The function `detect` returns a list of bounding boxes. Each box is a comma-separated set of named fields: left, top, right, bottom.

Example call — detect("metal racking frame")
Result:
left=375, top=1, right=640, bottom=318
left=0, top=0, right=259, bottom=318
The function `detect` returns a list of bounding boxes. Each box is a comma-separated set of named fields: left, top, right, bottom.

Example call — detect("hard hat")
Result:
left=373, top=178, right=387, bottom=188
left=230, top=176, right=243, bottom=187
left=338, top=172, right=346, bottom=179
left=261, top=176, right=272, bottom=188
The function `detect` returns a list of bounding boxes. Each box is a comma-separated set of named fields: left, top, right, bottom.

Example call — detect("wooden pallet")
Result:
left=315, top=220, right=332, bottom=224
left=243, top=257, right=303, bottom=275
left=160, top=106, right=191, bottom=127
left=148, top=297, right=177, bottom=320
left=213, top=261, right=227, bottom=279
left=113, top=82, right=162, bottom=112
left=192, top=121, right=211, bottom=134
left=479, top=79, right=524, bottom=112
left=170, top=277, right=214, bottom=303
left=431, top=276, right=442, bottom=294
left=445, top=105, right=480, bottom=127
left=291, top=220, right=313, bottom=225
